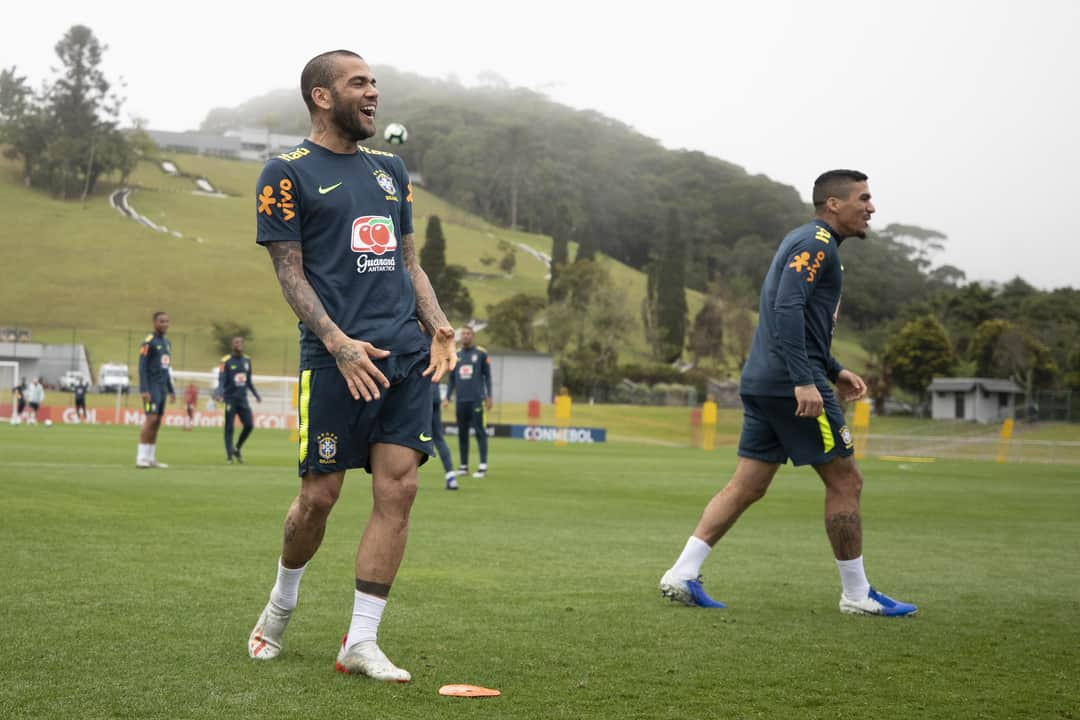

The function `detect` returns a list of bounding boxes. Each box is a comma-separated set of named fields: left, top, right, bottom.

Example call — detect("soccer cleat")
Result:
left=839, top=587, right=918, bottom=617
left=135, top=459, right=152, bottom=469
left=248, top=600, right=293, bottom=660
left=456, top=466, right=468, bottom=477
left=659, top=570, right=727, bottom=608
left=335, top=634, right=411, bottom=682
left=446, top=477, right=459, bottom=490
left=234, top=449, right=244, bottom=464
left=149, top=461, right=169, bottom=469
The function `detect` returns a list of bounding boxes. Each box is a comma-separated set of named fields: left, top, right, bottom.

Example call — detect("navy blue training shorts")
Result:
left=296, top=349, right=433, bottom=476
left=144, top=387, right=168, bottom=415
left=737, top=391, right=854, bottom=467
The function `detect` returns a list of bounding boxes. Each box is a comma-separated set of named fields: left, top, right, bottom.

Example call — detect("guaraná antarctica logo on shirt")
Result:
left=351, top=215, right=398, bottom=274
left=317, top=432, right=338, bottom=463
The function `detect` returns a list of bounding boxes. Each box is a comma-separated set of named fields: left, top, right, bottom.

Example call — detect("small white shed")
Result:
left=927, top=377, right=1023, bottom=423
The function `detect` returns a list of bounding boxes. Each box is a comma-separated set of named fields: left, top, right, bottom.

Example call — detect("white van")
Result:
left=98, top=363, right=131, bottom=394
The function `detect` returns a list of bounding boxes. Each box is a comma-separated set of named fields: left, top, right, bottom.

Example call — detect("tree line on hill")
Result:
left=0, top=26, right=151, bottom=200
left=206, top=66, right=1076, bottom=402
left=4, top=32, right=1075, bottom=404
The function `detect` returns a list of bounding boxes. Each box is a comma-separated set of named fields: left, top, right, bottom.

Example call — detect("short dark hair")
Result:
left=812, top=170, right=868, bottom=210
left=152, top=311, right=167, bottom=321
left=301, top=50, right=363, bottom=113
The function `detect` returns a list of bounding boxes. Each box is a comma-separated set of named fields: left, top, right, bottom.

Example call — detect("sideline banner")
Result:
left=0, top=403, right=296, bottom=429
left=442, top=421, right=606, bottom=443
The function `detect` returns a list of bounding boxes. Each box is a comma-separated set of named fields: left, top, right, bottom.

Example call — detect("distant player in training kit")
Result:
left=214, top=336, right=262, bottom=463
left=659, top=170, right=917, bottom=617
left=183, top=382, right=199, bottom=430
left=73, top=377, right=89, bottom=423
left=247, top=50, right=456, bottom=682
left=430, top=382, right=458, bottom=489
left=136, top=311, right=175, bottom=468
left=445, top=325, right=492, bottom=478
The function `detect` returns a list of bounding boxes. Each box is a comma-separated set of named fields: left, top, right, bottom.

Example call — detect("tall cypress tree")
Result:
left=656, top=208, right=688, bottom=362
left=420, top=215, right=447, bottom=282
left=548, top=233, right=569, bottom=302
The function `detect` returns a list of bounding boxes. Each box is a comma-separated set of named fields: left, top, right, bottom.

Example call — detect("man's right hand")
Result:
left=794, top=384, right=823, bottom=418
left=330, top=337, right=390, bottom=402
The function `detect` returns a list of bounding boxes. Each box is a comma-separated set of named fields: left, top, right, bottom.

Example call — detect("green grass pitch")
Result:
left=1, top=423, right=1077, bottom=719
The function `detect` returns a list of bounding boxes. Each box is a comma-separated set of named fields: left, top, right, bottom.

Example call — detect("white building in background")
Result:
left=146, top=128, right=305, bottom=162
left=489, top=351, right=553, bottom=404
left=928, top=377, right=1023, bottom=423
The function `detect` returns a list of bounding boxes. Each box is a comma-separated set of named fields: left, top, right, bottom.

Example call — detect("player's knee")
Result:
left=377, top=473, right=419, bottom=510
left=299, top=482, right=340, bottom=517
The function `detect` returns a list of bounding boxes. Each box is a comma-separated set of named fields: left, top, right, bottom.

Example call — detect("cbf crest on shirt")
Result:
left=255, top=140, right=424, bottom=369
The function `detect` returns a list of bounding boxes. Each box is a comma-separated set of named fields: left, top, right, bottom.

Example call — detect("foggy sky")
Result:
left=5, top=0, right=1077, bottom=289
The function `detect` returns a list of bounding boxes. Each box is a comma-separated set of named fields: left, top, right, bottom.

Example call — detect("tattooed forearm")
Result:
left=265, top=242, right=345, bottom=351
left=401, top=233, right=451, bottom=333
left=825, top=511, right=863, bottom=561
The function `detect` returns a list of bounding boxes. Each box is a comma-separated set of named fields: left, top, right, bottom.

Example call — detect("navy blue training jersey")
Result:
left=138, top=333, right=174, bottom=393
left=740, top=220, right=845, bottom=397
left=216, top=353, right=261, bottom=403
left=255, top=140, right=423, bottom=369
left=447, top=346, right=492, bottom=403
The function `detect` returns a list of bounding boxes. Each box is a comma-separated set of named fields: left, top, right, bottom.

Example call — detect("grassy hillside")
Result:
left=1, top=149, right=865, bottom=378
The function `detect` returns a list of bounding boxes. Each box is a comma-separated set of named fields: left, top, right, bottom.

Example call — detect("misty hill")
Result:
left=201, top=66, right=809, bottom=289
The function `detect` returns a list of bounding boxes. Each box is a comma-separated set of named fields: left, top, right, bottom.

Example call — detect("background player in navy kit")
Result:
left=73, top=377, right=89, bottom=423
left=445, top=325, right=492, bottom=478
left=659, top=170, right=917, bottom=617
left=430, top=382, right=458, bottom=489
left=247, top=50, right=456, bottom=683
left=135, top=311, right=175, bottom=469
left=214, top=336, right=262, bottom=463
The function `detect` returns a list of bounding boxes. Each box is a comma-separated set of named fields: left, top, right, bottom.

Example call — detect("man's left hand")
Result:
left=424, top=327, right=457, bottom=382
left=835, top=370, right=867, bottom=402
left=485, top=397, right=493, bottom=411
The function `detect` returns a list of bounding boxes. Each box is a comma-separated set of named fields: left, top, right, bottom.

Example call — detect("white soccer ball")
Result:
left=383, top=122, right=408, bottom=145
left=44, top=419, right=53, bottom=427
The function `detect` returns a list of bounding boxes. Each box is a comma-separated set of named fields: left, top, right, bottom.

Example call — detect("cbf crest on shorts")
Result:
left=317, top=432, right=338, bottom=463
left=839, top=425, right=854, bottom=449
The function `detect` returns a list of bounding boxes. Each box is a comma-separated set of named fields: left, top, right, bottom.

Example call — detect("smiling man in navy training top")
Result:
left=246, top=50, right=456, bottom=683
left=659, top=170, right=917, bottom=618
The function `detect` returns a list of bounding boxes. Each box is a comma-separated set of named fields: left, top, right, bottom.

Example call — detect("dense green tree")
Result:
left=687, top=295, right=724, bottom=366
left=653, top=208, right=688, bottom=362
left=420, top=215, right=473, bottom=324
left=419, top=215, right=447, bottom=279
left=548, top=233, right=569, bottom=302
left=883, top=314, right=955, bottom=397
left=211, top=321, right=254, bottom=355
left=0, top=26, right=133, bottom=199
left=486, top=294, right=547, bottom=351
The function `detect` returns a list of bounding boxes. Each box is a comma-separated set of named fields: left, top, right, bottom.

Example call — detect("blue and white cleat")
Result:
left=659, top=570, right=727, bottom=608
left=839, top=587, right=918, bottom=617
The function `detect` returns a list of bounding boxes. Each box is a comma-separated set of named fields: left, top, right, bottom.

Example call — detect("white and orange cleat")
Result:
left=248, top=601, right=293, bottom=660
left=334, top=634, right=411, bottom=682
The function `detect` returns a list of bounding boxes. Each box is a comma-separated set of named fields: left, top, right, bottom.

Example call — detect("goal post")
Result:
left=170, top=369, right=297, bottom=416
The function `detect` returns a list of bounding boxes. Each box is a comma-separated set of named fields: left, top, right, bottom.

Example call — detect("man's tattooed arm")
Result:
left=400, top=232, right=451, bottom=335
left=265, top=241, right=348, bottom=356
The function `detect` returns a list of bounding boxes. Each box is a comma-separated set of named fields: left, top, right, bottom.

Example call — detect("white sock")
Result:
left=137, top=443, right=150, bottom=461
left=346, top=591, right=386, bottom=649
left=670, top=535, right=712, bottom=580
left=478, top=463, right=487, bottom=471
left=270, top=558, right=307, bottom=610
left=445, top=471, right=457, bottom=481
left=149, top=444, right=157, bottom=462
left=836, top=556, right=870, bottom=600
